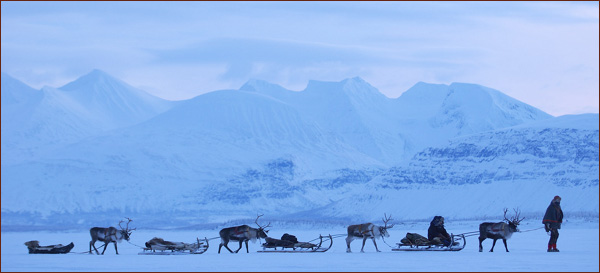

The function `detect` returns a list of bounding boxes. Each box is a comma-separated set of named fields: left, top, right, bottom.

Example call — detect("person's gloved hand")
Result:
left=544, top=223, right=550, bottom=232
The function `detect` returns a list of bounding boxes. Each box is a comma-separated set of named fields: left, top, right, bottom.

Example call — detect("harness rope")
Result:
left=518, top=227, right=545, bottom=233
left=458, top=231, right=480, bottom=238
left=381, top=235, right=394, bottom=248
left=455, top=226, right=545, bottom=238
left=70, top=243, right=107, bottom=254
left=127, top=240, right=147, bottom=249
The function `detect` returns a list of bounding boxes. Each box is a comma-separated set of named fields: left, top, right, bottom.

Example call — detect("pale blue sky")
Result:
left=2, top=1, right=598, bottom=116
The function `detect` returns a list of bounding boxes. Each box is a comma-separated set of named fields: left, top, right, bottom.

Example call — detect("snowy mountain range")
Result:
left=1, top=70, right=597, bottom=230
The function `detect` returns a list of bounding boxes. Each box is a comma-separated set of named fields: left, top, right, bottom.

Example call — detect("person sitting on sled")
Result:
left=428, top=216, right=452, bottom=246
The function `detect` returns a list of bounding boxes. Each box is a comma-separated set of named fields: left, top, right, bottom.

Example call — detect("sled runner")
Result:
left=258, top=234, right=333, bottom=253
left=138, top=237, right=209, bottom=255
left=24, top=241, right=74, bottom=254
left=392, top=233, right=466, bottom=252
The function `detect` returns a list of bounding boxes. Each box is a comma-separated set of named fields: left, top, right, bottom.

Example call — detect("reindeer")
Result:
left=89, top=218, right=135, bottom=255
left=218, top=214, right=271, bottom=254
left=346, top=214, right=394, bottom=253
left=479, top=208, right=524, bottom=252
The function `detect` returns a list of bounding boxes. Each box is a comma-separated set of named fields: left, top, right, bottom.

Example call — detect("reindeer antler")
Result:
left=511, top=208, right=525, bottom=225
left=502, top=208, right=510, bottom=222
left=255, top=214, right=271, bottom=230
left=503, top=208, right=524, bottom=225
left=382, top=213, right=394, bottom=229
left=119, top=217, right=136, bottom=231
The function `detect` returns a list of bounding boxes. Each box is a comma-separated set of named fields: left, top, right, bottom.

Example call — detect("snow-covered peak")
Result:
left=396, top=82, right=450, bottom=118
left=427, top=82, right=552, bottom=134
left=399, top=81, right=449, bottom=100
left=342, top=76, right=371, bottom=86
left=449, top=82, right=551, bottom=119
left=57, top=69, right=172, bottom=125
left=341, top=76, right=384, bottom=97
left=1, top=72, right=42, bottom=105
left=301, top=77, right=389, bottom=114
left=239, top=78, right=287, bottom=92
left=59, top=69, right=119, bottom=91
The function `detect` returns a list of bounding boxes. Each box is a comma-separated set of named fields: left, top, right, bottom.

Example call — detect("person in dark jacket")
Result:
left=543, top=195, right=563, bottom=252
left=428, top=216, right=451, bottom=246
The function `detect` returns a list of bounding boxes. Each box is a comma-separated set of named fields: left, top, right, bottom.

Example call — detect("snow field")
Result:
left=2, top=220, right=597, bottom=272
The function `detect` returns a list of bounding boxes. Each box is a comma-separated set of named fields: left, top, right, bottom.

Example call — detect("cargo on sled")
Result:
left=24, top=240, right=75, bottom=254
left=392, top=232, right=466, bottom=251
left=258, top=233, right=333, bottom=253
left=138, top=237, right=209, bottom=255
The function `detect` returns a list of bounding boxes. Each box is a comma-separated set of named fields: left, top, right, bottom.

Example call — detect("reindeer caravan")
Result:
left=24, top=208, right=532, bottom=255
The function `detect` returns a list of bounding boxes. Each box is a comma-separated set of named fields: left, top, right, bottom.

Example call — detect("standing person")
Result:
left=428, top=216, right=451, bottom=246
left=543, top=195, right=563, bottom=252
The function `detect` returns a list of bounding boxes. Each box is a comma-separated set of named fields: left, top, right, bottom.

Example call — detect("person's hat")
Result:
left=553, top=195, right=561, bottom=201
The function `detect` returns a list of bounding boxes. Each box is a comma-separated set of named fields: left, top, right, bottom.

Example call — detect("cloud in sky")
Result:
left=1, top=1, right=598, bottom=116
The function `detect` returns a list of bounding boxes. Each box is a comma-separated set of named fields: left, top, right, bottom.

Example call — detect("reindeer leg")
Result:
left=244, top=240, right=249, bottom=253
left=502, top=239, right=509, bottom=252
left=478, top=237, right=484, bottom=252
left=101, top=242, right=109, bottom=255
left=345, top=236, right=353, bottom=253
left=490, top=239, right=497, bottom=252
left=114, top=242, right=119, bottom=255
left=90, top=240, right=99, bottom=255
left=361, top=237, right=368, bottom=253
left=372, top=237, right=380, bottom=252
left=234, top=240, right=243, bottom=253
left=223, top=241, right=235, bottom=253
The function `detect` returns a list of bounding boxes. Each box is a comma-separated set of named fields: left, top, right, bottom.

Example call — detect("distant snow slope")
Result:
left=1, top=71, right=596, bottom=229
left=1, top=71, right=174, bottom=164
left=59, top=69, right=173, bottom=128
left=306, top=114, right=598, bottom=220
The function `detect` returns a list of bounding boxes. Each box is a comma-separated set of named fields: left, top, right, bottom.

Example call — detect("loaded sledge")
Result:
left=24, top=240, right=74, bottom=254
left=138, top=237, right=209, bottom=255
left=392, top=233, right=466, bottom=251
left=258, top=233, right=333, bottom=253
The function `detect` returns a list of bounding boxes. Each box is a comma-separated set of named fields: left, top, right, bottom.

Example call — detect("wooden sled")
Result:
left=138, top=237, right=209, bottom=255
left=392, top=233, right=466, bottom=252
left=258, top=234, right=333, bottom=253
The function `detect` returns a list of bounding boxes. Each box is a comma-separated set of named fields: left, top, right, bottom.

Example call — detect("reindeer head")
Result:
left=503, top=208, right=524, bottom=232
left=379, top=213, right=395, bottom=237
left=254, top=214, right=271, bottom=239
left=118, top=217, right=136, bottom=241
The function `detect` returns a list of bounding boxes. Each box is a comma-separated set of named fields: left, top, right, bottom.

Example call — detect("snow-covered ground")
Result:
left=2, top=219, right=597, bottom=272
